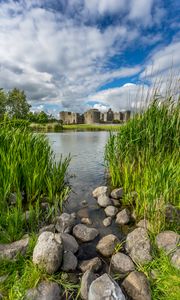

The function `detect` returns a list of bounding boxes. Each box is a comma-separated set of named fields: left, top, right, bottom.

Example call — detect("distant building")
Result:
left=124, top=110, right=131, bottom=121
left=104, top=108, right=114, bottom=122
left=84, top=109, right=100, bottom=124
left=59, top=111, right=83, bottom=124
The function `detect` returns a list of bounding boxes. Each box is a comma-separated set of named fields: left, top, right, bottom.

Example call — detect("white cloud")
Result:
left=128, top=0, right=154, bottom=25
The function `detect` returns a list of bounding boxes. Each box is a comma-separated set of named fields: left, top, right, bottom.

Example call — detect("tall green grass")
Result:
left=105, top=96, right=180, bottom=234
left=0, top=120, right=70, bottom=242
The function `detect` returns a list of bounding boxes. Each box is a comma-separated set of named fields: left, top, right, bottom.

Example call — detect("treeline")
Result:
left=0, top=88, right=58, bottom=123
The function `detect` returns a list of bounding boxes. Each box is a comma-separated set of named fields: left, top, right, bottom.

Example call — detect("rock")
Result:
left=0, top=237, right=29, bottom=260
left=126, top=228, right=152, bottom=264
left=122, top=271, right=151, bottom=300
left=71, top=212, right=77, bottom=219
left=165, top=204, right=180, bottom=225
left=81, top=217, right=92, bottom=225
left=40, top=202, right=49, bottom=211
left=79, top=257, right=102, bottom=273
left=97, top=195, right=112, bottom=208
left=92, top=186, right=109, bottom=198
left=39, top=224, right=55, bottom=234
left=111, top=252, right=135, bottom=275
left=103, top=217, right=112, bottom=227
left=60, top=233, right=79, bottom=253
left=171, top=248, right=180, bottom=269
left=9, top=192, right=17, bottom=205
left=104, top=206, right=118, bottom=217
left=156, top=231, right=179, bottom=253
left=25, top=281, right=61, bottom=300
left=111, top=199, right=121, bottom=207
left=96, top=234, right=120, bottom=257
left=81, top=200, right=88, bottom=206
left=111, top=188, right=123, bottom=199
left=55, top=213, right=75, bottom=233
left=73, top=224, right=99, bottom=242
left=80, top=270, right=97, bottom=300
left=116, top=208, right=130, bottom=225
left=61, top=251, right=78, bottom=271
left=32, top=232, right=63, bottom=274
left=137, top=219, right=150, bottom=230
left=88, top=273, right=126, bottom=300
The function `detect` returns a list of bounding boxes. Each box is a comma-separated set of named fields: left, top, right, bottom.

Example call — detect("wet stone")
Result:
left=79, top=257, right=102, bottom=273
left=103, top=217, right=112, bottom=227
left=104, top=205, right=118, bottom=217
left=92, top=186, right=109, bottom=198
left=96, top=234, right=120, bottom=257
left=116, top=208, right=130, bottom=225
left=111, top=188, right=123, bottom=199
left=61, top=251, right=78, bottom=271
left=73, top=224, right=99, bottom=242
left=111, top=252, right=135, bottom=275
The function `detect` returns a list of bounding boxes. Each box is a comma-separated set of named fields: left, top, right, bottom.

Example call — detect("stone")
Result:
left=60, top=233, right=79, bottom=253
left=61, top=251, right=78, bottom=271
left=171, top=248, right=180, bottom=269
left=97, top=195, right=112, bottom=208
left=104, top=206, right=118, bottom=217
left=116, top=208, right=130, bottom=225
left=32, top=231, right=63, bottom=274
left=25, top=281, right=61, bottom=300
left=96, top=234, right=120, bottom=257
left=80, top=270, right=96, bottom=300
left=137, top=219, right=150, bottom=230
left=165, top=204, right=180, bottom=225
left=126, top=228, right=152, bottom=264
left=92, top=186, right=109, bottom=198
left=79, top=257, right=102, bottom=273
left=73, top=224, right=99, bottom=242
left=156, top=231, right=179, bottom=253
left=103, top=217, right=112, bottom=227
left=88, top=273, right=126, bottom=300
left=9, top=192, right=17, bottom=205
left=111, top=252, right=135, bottom=275
left=122, top=271, right=151, bottom=300
left=39, top=224, right=55, bottom=234
left=111, top=198, right=121, bottom=207
left=81, top=217, right=92, bottom=225
left=111, top=188, right=123, bottom=199
left=55, top=213, right=75, bottom=233
left=0, top=237, right=29, bottom=260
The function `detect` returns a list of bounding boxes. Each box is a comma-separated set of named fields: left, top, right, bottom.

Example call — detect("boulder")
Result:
left=111, top=188, right=123, bottom=199
left=25, top=281, right=61, bottom=300
left=171, top=248, right=180, bottom=269
left=156, top=231, right=179, bottom=253
left=103, top=217, right=112, bottom=227
left=126, top=228, right=152, bottom=264
left=55, top=213, right=75, bottom=233
left=111, top=252, right=135, bottom=275
left=111, top=199, right=121, bottom=207
left=39, top=224, right=55, bottom=234
left=96, top=234, right=120, bottom=257
left=79, top=257, right=102, bottom=273
left=61, top=251, right=78, bottom=271
left=60, top=233, right=79, bottom=253
left=137, top=219, right=150, bottom=230
left=80, top=270, right=97, bottom=300
left=97, top=195, right=112, bottom=208
left=92, top=186, right=109, bottom=198
left=116, top=208, right=130, bottom=225
left=104, top=206, right=118, bottom=217
left=73, top=224, right=99, bottom=242
left=81, top=218, right=92, bottom=225
left=88, top=273, right=126, bottom=300
left=122, top=271, right=151, bottom=300
left=32, top=232, right=63, bottom=274
left=0, top=237, right=29, bottom=260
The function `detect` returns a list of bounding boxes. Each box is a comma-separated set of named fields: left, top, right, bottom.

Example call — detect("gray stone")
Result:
left=126, top=228, right=152, bottom=264
left=79, top=257, right=102, bottom=273
left=61, top=251, right=78, bottom=271
left=92, top=186, right=109, bottom=198
left=104, top=206, right=118, bottom=217
left=96, top=234, right=120, bottom=257
left=32, top=231, right=63, bottom=274
left=165, top=204, right=180, bottom=225
left=80, top=270, right=96, bottom=300
left=111, top=199, right=121, bottom=207
left=116, top=208, right=130, bottom=225
left=55, top=213, right=75, bottom=233
left=73, top=224, right=99, bottom=242
left=111, top=252, right=135, bottom=274
left=60, top=233, right=79, bottom=253
left=25, top=281, right=61, bottom=300
left=97, top=195, right=112, bottom=208
left=88, top=273, right=126, bottom=300
left=103, top=217, right=112, bottom=227
left=122, top=271, right=151, bottom=300
left=81, top=217, right=92, bottom=225
left=111, top=188, right=123, bottom=199
left=0, top=237, right=29, bottom=260
left=39, top=224, right=55, bottom=234
left=137, top=219, right=150, bottom=230
left=171, top=248, right=180, bottom=269
left=156, top=231, right=179, bottom=253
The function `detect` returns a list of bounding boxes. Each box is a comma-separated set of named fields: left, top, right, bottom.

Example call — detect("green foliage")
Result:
left=7, top=88, right=31, bottom=119
left=0, top=88, right=7, bottom=117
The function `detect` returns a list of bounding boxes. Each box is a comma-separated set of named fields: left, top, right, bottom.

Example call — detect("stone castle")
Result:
left=59, top=108, right=131, bottom=124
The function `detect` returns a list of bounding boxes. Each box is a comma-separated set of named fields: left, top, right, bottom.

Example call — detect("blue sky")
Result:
left=0, top=0, right=179, bottom=116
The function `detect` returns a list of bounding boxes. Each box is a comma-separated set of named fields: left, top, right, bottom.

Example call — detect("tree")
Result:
left=7, top=88, right=31, bottom=119
left=37, top=111, right=49, bottom=123
left=0, top=88, right=7, bottom=119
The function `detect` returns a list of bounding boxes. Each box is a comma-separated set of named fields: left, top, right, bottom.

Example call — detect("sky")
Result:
left=0, top=0, right=179, bottom=117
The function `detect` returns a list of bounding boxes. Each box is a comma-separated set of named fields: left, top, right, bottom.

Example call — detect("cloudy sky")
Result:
left=0, top=0, right=179, bottom=116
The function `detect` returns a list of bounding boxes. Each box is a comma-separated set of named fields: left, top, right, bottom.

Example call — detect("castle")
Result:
left=59, top=108, right=131, bottom=125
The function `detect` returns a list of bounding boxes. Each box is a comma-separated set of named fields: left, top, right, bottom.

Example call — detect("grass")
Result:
left=63, top=123, right=122, bottom=131
left=29, top=122, right=63, bottom=132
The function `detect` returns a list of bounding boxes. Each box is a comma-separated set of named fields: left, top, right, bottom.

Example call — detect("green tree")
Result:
left=7, top=88, right=31, bottom=119
left=0, top=88, right=7, bottom=119
left=37, top=111, right=49, bottom=123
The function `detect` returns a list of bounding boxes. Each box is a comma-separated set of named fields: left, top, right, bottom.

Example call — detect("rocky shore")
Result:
left=0, top=186, right=179, bottom=300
